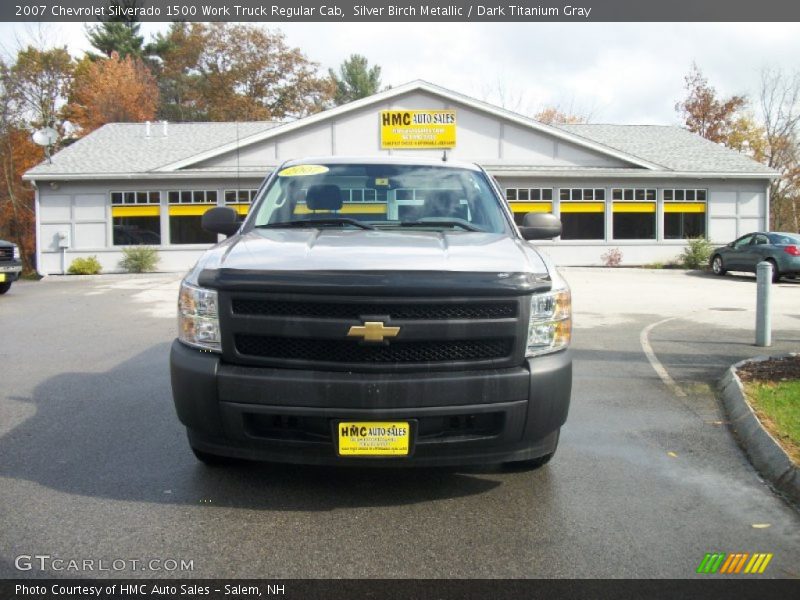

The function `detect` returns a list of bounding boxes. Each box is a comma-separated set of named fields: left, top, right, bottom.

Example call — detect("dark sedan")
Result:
left=710, top=232, right=800, bottom=282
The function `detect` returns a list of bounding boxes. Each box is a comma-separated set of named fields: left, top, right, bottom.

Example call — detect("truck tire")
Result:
left=0, top=281, right=11, bottom=294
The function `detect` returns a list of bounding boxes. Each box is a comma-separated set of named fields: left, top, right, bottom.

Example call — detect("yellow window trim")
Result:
left=664, top=202, right=706, bottom=213
left=112, top=206, right=160, bottom=217
left=559, top=202, right=605, bottom=213
left=228, top=204, right=250, bottom=216
left=295, top=203, right=387, bottom=215
left=168, top=205, right=216, bottom=216
left=510, top=202, right=553, bottom=213
left=613, top=202, right=656, bottom=213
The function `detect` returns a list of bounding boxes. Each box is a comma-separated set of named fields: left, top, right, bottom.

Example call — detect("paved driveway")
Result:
left=0, top=269, right=797, bottom=578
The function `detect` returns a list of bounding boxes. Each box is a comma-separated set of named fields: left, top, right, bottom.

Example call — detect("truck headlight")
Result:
left=526, top=287, right=571, bottom=357
left=178, top=280, right=221, bottom=352
left=13, top=245, right=20, bottom=260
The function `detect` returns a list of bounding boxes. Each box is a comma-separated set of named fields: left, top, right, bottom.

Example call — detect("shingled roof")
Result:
left=556, top=123, right=775, bottom=175
left=24, top=81, right=775, bottom=180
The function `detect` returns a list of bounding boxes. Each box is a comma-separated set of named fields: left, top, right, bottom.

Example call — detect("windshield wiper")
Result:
left=399, top=220, right=482, bottom=232
left=257, top=218, right=376, bottom=231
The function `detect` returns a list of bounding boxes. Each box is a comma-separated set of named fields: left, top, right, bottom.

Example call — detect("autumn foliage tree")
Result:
left=534, top=107, right=587, bottom=125
left=676, top=63, right=747, bottom=145
left=67, top=52, right=157, bottom=134
left=152, top=23, right=334, bottom=121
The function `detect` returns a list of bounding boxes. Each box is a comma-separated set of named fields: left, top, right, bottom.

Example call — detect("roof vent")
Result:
left=145, top=121, right=151, bottom=138
left=162, top=120, right=168, bottom=137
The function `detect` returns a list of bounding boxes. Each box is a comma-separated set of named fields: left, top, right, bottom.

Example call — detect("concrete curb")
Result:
left=718, top=354, right=800, bottom=506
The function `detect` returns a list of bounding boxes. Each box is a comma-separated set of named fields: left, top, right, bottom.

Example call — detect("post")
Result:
left=755, top=261, right=772, bottom=346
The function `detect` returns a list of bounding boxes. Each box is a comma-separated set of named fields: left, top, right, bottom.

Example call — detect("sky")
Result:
left=2, top=21, right=800, bottom=125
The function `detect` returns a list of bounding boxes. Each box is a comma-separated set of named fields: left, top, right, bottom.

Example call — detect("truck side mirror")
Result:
left=519, top=212, right=562, bottom=240
left=202, top=207, right=241, bottom=237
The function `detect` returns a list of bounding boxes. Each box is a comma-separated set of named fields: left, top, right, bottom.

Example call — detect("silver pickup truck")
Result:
left=170, top=157, right=572, bottom=468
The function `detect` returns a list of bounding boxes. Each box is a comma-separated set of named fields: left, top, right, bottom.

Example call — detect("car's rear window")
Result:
left=769, top=233, right=800, bottom=245
left=249, top=163, right=510, bottom=233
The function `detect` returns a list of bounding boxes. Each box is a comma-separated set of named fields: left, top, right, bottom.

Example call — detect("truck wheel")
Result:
left=503, top=430, right=559, bottom=471
left=0, top=282, right=11, bottom=294
left=191, top=446, right=239, bottom=467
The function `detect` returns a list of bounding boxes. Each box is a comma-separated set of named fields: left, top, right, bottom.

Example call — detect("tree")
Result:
left=534, top=107, right=587, bottom=125
left=86, top=1, right=146, bottom=59
left=67, top=52, right=157, bottom=134
left=676, top=63, right=746, bottom=144
left=329, top=54, right=382, bottom=105
left=758, top=68, right=800, bottom=232
left=0, top=59, right=48, bottom=272
left=2, top=45, right=73, bottom=128
left=152, top=23, right=333, bottom=121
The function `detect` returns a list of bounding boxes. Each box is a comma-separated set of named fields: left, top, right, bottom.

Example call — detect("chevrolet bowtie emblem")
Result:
left=347, top=321, right=400, bottom=343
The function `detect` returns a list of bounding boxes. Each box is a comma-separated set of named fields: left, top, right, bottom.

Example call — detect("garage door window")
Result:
left=559, top=188, right=605, bottom=240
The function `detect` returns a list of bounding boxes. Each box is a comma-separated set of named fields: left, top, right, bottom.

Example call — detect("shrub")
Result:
left=600, top=248, right=623, bottom=267
left=119, top=246, right=160, bottom=273
left=68, top=256, right=102, bottom=275
left=681, top=237, right=713, bottom=269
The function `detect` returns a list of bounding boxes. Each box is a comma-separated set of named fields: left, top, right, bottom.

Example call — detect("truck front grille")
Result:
left=232, top=299, right=517, bottom=320
left=235, top=335, right=513, bottom=364
left=0, top=247, right=12, bottom=261
left=219, top=291, right=528, bottom=372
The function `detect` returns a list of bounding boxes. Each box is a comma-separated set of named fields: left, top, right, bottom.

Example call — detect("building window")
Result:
left=113, top=216, right=161, bottom=246
left=664, top=189, right=707, bottom=239
left=111, top=191, right=160, bottom=205
left=169, top=216, right=217, bottom=245
left=559, top=188, right=605, bottom=240
left=166, top=190, right=219, bottom=244
left=168, top=190, right=218, bottom=204
left=506, top=188, right=554, bottom=224
left=224, top=189, right=258, bottom=204
left=611, top=188, right=656, bottom=240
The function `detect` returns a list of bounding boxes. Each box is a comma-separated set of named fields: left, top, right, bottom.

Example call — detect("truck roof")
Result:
left=279, top=156, right=483, bottom=171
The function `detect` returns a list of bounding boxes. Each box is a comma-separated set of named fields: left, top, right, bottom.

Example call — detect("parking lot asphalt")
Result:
left=0, top=268, right=798, bottom=579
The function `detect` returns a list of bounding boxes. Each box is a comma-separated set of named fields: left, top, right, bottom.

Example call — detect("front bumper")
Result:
left=0, top=260, right=22, bottom=283
left=170, top=340, right=572, bottom=466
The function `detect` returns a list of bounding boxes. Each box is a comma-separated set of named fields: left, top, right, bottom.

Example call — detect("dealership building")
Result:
left=23, top=80, right=776, bottom=274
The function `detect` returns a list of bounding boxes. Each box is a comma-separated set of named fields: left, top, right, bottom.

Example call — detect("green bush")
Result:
left=119, top=246, right=160, bottom=273
left=68, top=256, right=102, bottom=275
left=680, top=237, right=713, bottom=269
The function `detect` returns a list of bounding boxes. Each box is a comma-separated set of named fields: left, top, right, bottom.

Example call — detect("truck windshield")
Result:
left=249, top=163, right=510, bottom=233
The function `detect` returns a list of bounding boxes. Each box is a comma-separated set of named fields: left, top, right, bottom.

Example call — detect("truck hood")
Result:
left=191, top=229, right=555, bottom=296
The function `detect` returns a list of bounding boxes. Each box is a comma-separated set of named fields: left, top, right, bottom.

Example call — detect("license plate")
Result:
left=0, top=273, right=5, bottom=282
left=337, top=421, right=410, bottom=456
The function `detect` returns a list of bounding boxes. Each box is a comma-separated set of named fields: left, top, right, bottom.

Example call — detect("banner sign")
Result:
left=380, top=110, right=457, bottom=149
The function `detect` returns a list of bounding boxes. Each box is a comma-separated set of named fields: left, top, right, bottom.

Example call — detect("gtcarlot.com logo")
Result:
left=696, top=552, right=773, bottom=574
left=15, top=554, right=194, bottom=572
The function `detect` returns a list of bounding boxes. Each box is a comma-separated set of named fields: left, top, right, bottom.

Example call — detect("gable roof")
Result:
left=24, top=80, right=776, bottom=181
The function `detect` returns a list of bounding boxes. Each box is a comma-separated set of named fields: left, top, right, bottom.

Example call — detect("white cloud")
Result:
left=3, top=21, right=800, bottom=125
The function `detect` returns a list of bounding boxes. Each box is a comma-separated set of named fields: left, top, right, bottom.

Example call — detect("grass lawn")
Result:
left=743, top=380, right=800, bottom=465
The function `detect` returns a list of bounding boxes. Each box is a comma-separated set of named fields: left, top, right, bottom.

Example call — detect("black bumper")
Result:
left=170, top=340, right=571, bottom=466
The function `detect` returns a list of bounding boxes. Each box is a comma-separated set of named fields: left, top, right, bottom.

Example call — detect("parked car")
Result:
left=170, top=157, right=572, bottom=469
left=0, top=239, right=22, bottom=294
left=710, top=232, right=800, bottom=282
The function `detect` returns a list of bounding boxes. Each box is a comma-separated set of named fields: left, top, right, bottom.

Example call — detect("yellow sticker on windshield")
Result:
left=375, top=178, right=389, bottom=186
left=277, top=165, right=329, bottom=177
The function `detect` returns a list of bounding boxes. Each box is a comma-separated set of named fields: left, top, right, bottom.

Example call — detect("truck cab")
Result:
left=170, top=157, right=572, bottom=468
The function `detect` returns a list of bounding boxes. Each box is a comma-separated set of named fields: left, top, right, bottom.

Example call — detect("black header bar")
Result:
left=5, top=0, right=800, bottom=22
